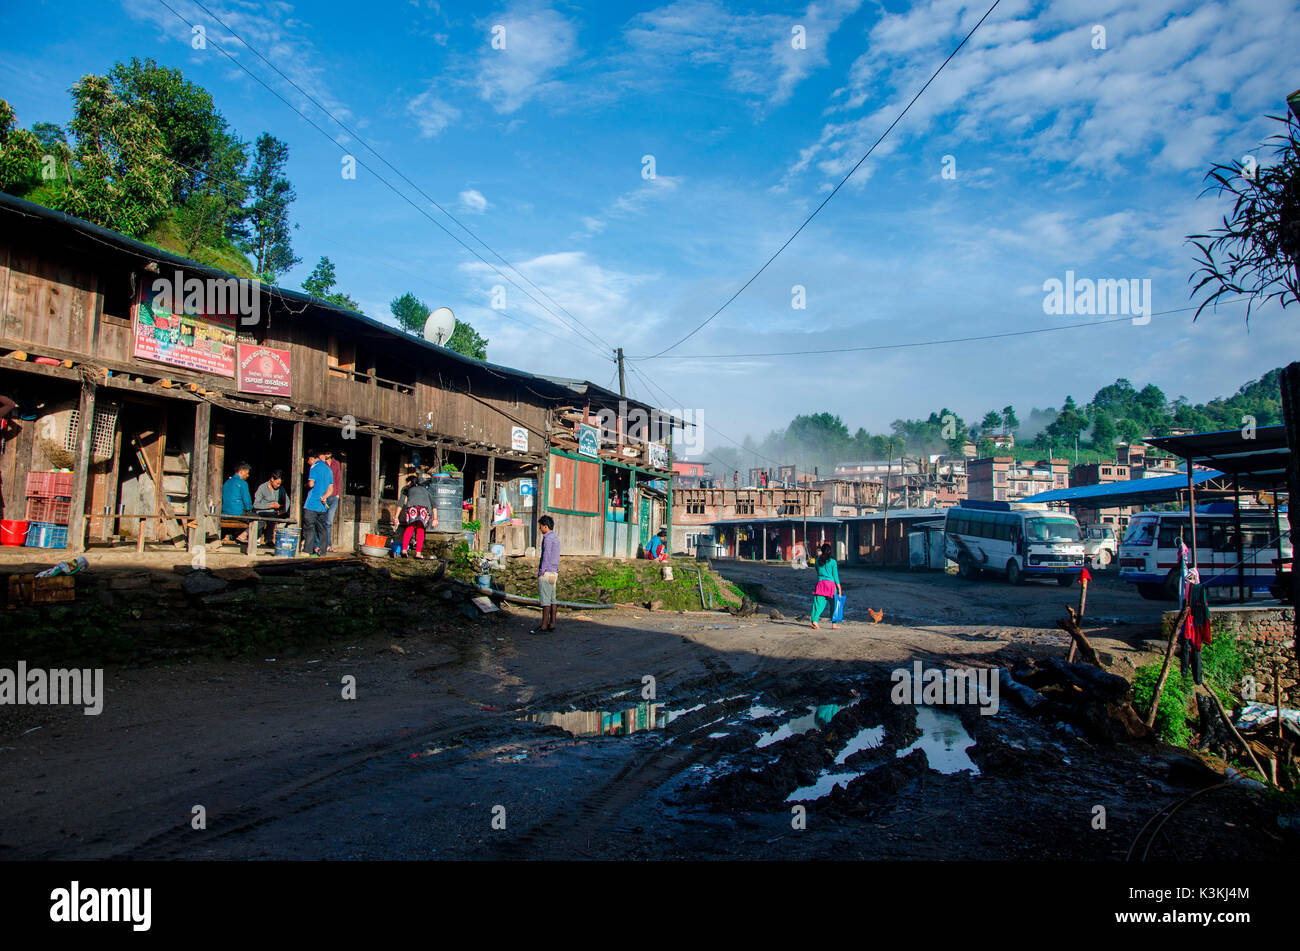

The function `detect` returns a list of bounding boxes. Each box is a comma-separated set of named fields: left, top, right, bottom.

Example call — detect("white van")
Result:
left=945, top=501, right=1085, bottom=586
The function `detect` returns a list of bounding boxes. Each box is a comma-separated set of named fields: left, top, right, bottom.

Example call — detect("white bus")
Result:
left=1118, top=506, right=1291, bottom=601
left=944, top=501, right=1085, bottom=586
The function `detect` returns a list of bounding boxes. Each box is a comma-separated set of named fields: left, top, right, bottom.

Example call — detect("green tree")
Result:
left=236, top=133, right=298, bottom=282
left=302, top=256, right=360, bottom=310
left=0, top=100, right=43, bottom=194
left=447, top=319, right=488, bottom=360
left=390, top=291, right=429, bottom=334
left=1090, top=411, right=1117, bottom=450
left=62, top=75, right=178, bottom=238
left=1116, top=417, right=1143, bottom=444
left=980, top=410, right=1003, bottom=435
left=30, top=121, right=67, bottom=154
left=1190, top=110, right=1299, bottom=320
left=1001, top=405, right=1018, bottom=435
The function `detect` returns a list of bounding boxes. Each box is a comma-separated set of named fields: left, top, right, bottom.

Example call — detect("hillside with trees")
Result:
left=700, top=369, right=1285, bottom=476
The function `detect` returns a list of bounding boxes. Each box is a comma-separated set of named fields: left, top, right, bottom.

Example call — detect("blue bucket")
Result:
left=274, top=527, right=299, bottom=558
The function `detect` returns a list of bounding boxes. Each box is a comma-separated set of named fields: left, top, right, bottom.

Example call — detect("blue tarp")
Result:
left=1020, top=469, right=1223, bottom=506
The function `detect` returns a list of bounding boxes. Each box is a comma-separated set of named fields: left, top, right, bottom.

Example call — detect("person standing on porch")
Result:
left=322, top=449, right=343, bottom=552
left=531, top=515, right=559, bottom=635
left=302, top=449, right=333, bottom=556
left=810, top=543, right=842, bottom=630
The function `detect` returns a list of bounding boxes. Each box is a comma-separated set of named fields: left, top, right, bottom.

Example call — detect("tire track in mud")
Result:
left=486, top=649, right=748, bottom=860
left=108, top=716, right=507, bottom=859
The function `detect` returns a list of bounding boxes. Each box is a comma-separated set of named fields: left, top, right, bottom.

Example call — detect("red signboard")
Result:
left=236, top=343, right=292, bottom=397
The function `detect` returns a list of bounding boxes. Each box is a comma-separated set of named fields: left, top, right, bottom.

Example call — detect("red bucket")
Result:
left=1, top=520, right=30, bottom=546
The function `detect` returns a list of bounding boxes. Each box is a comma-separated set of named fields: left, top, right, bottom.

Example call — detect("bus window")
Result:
left=1124, top=517, right=1157, bottom=546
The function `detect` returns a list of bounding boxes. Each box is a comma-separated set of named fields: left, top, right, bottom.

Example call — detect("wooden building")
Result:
left=0, top=192, right=676, bottom=557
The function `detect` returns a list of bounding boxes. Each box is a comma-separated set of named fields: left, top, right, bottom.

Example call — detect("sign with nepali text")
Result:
left=236, top=343, right=292, bottom=397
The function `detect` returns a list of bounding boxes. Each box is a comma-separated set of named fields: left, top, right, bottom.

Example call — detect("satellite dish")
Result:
left=423, top=307, right=456, bottom=346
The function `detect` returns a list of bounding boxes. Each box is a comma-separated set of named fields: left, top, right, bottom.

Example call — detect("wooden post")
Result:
left=1280, top=362, right=1300, bottom=675
left=1233, top=475, right=1245, bottom=603
left=370, top=433, right=382, bottom=532
left=1145, top=606, right=1190, bottom=728
left=1186, top=459, right=1198, bottom=577
left=290, top=420, right=304, bottom=527
left=189, top=401, right=210, bottom=552
left=100, top=417, right=123, bottom=542
left=484, top=454, right=495, bottom=549
left=68, top=380, right=97, bottom=553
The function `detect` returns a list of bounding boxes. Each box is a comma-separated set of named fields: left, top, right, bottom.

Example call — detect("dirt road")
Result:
left=1, top=560, right=1291, bottom=861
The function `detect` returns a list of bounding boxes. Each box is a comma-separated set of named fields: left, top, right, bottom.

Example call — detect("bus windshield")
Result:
left=1024, top=517, right=1080, bottom=543
left=1123, top=517, right=1157, bottom=546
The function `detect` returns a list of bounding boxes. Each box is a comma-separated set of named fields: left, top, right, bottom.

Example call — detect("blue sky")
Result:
left=2, top=0, right=1297, bottom=459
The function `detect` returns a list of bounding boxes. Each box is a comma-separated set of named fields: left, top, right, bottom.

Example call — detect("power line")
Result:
left=633, top=299, right=1250, bottom=360
left=183, top=0, right=617, bottom=357
left=643, top=0, right=1003, bottom=359
left=155, top=0, right=615, bottom=360
left=165, top=155, right=612, bottom=360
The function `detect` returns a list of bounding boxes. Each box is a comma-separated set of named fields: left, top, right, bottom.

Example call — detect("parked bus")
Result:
left=1117, top=505, right=1291, bottom=600
left=944, top=500, right=1085, bottom=586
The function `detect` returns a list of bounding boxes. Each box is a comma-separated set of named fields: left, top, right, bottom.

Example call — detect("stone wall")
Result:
left=1162, top=606, right=1297, bottom=705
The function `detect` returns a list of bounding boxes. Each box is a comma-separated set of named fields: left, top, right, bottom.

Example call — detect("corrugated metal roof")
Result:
left=0, top=190, right=663, bottom=416
left=1020, top=469, right=1223, bottom=506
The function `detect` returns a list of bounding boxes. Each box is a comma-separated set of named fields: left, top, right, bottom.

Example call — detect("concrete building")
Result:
left=672, top=485, right=823, bottom=555
left=811, top=478, right=883, bottom=517
left=967, top=456, right=1069, bottom=503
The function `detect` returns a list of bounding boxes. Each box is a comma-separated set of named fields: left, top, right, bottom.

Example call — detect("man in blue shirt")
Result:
left=302, top=449, right=334, bottom=556
left=221, top=462, right=254, bottom=544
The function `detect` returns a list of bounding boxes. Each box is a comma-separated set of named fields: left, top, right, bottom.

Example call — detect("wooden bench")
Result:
left=219, top=515, right=296, bottom=556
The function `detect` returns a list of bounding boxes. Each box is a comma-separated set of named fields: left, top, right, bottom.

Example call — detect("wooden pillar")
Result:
left=290, top=420, right=304, bottom=527
left=68, top=380, right=97, bottom=553
left=1280, top=362, right=1300, bottom=673
left=1233, top=475, right=1245, bottom=603
left=100, top=417, right=123, bottom=542
left=369, top=433, right=382, bottom=531
left=1186, top=460, right=1198, bottom=579
left=189, top=401, right=210, bottom=551
left=484, top=454, right=496, bottom=548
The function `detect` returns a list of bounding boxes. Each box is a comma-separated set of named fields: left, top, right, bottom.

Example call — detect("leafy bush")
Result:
left=1133, top=663, right=1194, bottom=746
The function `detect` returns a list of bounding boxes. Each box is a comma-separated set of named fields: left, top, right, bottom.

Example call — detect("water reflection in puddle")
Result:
left=897, top=707, right=979, bottom=775
left=524, top=701, right=662, bottom=737
left=786, top=772, right=862, bottom=802
left=834, top=725, right=885, bottom=764
left=755, top=702, right=853, bottom=748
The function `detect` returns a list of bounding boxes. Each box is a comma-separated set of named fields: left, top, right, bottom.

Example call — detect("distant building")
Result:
left=672, top=485, right=823, bottom=555
left=967, top=456, right=1069, bottom=503
left=672, top=460, right=713, bottom=488
left=810, top=478, right=883, bottom=517
left=1070, top=461, right=1132, bottom=527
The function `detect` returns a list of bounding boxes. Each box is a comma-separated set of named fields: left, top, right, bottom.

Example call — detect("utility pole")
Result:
left=616, top=347, right=626, bottom=398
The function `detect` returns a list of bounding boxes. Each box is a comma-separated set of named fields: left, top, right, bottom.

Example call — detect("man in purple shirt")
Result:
left=532, top=515, right=559, bottom=635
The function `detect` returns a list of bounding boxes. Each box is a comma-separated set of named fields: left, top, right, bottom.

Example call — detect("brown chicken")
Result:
left=868, top=608, right=884, bottom=623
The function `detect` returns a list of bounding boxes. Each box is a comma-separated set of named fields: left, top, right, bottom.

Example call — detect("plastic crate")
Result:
left=23, top=522, right=68, bottom=549
left=24, top=497, right=71, bottom=525
left=24, top=472, right=75, bottom=498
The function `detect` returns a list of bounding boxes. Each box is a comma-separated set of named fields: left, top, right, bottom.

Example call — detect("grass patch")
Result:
left=1134, top=619, right=1248, bottom=748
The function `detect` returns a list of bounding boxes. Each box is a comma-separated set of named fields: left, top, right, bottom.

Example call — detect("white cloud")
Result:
left=458, top=188, right=489, bottom=213
left=620, top=0, right=864, bottom=112
left=407, top=89, right=462, bottom=138
left=473, top=3, right=579, bottom=114
left=789, top=0, right=1299, bottom=189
